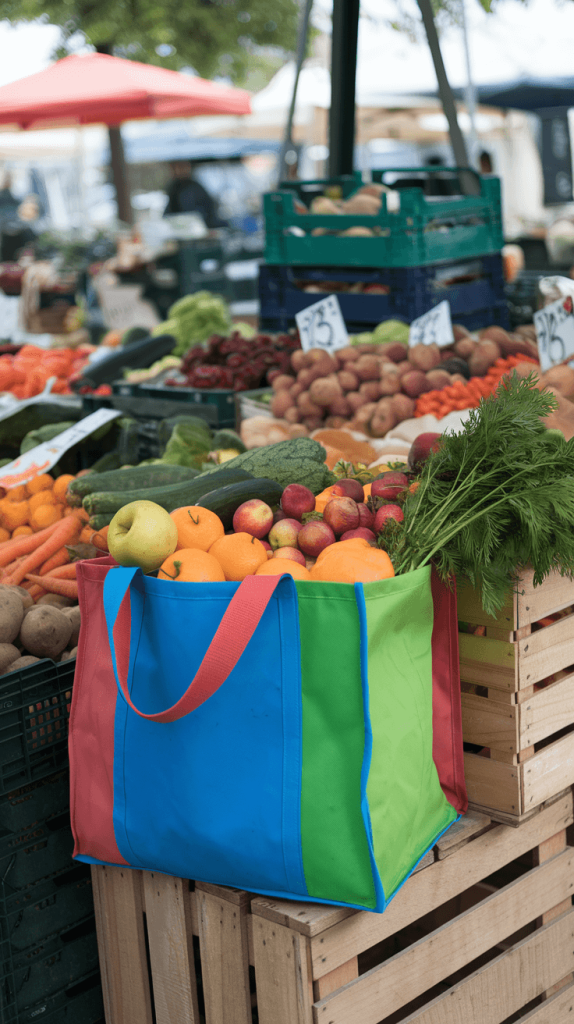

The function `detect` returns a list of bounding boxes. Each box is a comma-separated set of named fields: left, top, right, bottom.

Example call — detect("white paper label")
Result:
left=409, top=301, right=454, bottom=348
left=0, top=408, right=121, bottom=489
left=0, top=294, right=20, bottom=340
left=295, top=295, right=349, bottom=353
left=534, top=296, right=574, bottom=371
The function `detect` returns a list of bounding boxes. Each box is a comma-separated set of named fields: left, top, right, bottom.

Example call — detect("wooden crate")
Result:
left=458, top=569, right=574, bottom=824
left=92, top=791, right=574, bottom=1024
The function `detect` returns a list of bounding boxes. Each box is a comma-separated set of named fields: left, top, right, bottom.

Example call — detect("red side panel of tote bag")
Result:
left=69, top=557, right=128, bottom=865
left=431, top=568, right=468, bottom=815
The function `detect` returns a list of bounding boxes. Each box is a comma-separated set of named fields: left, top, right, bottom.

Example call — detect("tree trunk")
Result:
left=417, top=0, right=480, bottom=196
left=96, top=42, right=134, bottom=224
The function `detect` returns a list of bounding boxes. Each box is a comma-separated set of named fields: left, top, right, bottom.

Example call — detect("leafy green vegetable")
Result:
left=162, top=421, right=213, bottom=467
left=381, top=374, right=574, bottom=615
left=196, top=437, right=334, bottom=493
left=371, top=319, right=410, bottom=344
left=166, top=291, right=231, bottom=357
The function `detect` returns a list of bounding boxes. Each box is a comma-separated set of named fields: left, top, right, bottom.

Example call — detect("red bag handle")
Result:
left=104, top=569, right=285, bottom=723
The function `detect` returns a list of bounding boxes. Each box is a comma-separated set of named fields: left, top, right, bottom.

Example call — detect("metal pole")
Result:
left=329, top=0, right=360, bottom=177
left=278, top=0, right=314, bottom=182
left=460, top=0, right=479, bottom=169
left=417, top=0, right=480, bottom=194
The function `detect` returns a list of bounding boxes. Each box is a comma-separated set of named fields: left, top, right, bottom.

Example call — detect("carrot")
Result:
left=25, top=573, right=78, bottom=599
left=39, top=548, right=71, bottom=576
left=28, top=584, right=47, bottom=601
left=5, top=516, right=81, bottom=586
left=45, top=563, right=78, bottom=580
left=0, top=520, right=62, bottom=568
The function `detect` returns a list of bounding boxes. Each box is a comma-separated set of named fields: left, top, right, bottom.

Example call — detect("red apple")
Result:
left=333, top=478, right=364, bottom=503
left=357, top=503, right=375, bottom=530
left=261, top=540, right=272, bottom=551
left=281, top=483, right=316, bottom=520
left=273, top=546, right=306, bottom=567
left=374, top=504, right=404, bottom=531
left=323, top=497, right=360, bottom=536
left=233, top=499, right=274, bottom=539
left=371, top=472, right=409, bottom=502
left=340, top=527, right=376, bottom=542
left=273, top=509, right=287, bottom=524
left=298, top=521, right=336, bottom=557
left=408, top=432, right=442, bottom=473
left=268, top=518, right=302, bottom=550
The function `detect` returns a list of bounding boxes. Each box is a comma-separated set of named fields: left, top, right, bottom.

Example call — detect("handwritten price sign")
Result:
left=295, top=295, right=349, bottom=354
left=534, top=297, right=574, bottom=371
left=409, top=301, right=454, bottom=349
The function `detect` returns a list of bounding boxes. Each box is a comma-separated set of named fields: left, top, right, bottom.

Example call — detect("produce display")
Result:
left=0, top=344, right=92, bottom=398
left=151, top=291, right=233, bottom=357
left=162, top=328, right=300, bottom=392
left=287, top=182, right=401, bottom=236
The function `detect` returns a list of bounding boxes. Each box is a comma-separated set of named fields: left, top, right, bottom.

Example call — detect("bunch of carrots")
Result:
left=414, top=354, right=540, bottom=419
left=0, top=344, right=91, bottom=400
left=0, top=473, right=108, bottom=602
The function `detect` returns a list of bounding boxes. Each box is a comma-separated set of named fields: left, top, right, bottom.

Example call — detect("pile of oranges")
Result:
left=0, top=345, right=91, bottom=399
left=0, top=473, right=89, bottom=539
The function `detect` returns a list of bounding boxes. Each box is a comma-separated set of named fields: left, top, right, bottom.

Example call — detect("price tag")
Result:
left=534, top=296, right=574, bottom=371
left=295, top=295, right=349, bottom=353
left=409, top=301, right=454, bottom=348
left=0, top=409, right=121, bottom=489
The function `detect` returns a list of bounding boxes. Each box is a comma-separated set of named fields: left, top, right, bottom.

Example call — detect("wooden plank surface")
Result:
left=253, top=917, right=313, bottom=1024
left=395, top=911, right=574, bottom=1024
left=513, top=983, right=574, bottom=1023
left=459, top=634, right=517, bottom=690
left=461, top=694, right=518, bottom=752
left=457, top=585, right=515, bottom=630
left=195, top=882, right=253, bottom=1024
left=307, top=792, right=573, bottom=980
left=435, top=810, right=492, bottom=860
left=517, top=619, right=574, bottom=687
left=519, top=673, right=574, bottom=748
left=312, top=850, right=574, bottom=1024
left=91, top=865, right=153, bottom=1024
left=516, top=571, right=574, bottom=627
left=142, top=871, right=199, bottom=1024
left=522, top=731, right=574, bottom=812
left=463, top=752, right=520, bottom=815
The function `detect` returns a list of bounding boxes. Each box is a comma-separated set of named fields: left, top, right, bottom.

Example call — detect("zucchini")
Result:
left=196, top=478, right=283, bottom=531
left=83, top=467, right=254, bottom=517
left=67, top=463, right=201, bottom=505
left=89, top=514, right=114, bottom=530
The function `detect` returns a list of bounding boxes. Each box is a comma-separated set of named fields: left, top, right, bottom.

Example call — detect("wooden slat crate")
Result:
left=91, top=790, right=574, bottom=1024
left=458, top=569, right=574, bottom=824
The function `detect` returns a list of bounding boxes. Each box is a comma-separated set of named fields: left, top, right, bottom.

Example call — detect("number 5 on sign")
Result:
left=534, top=297, right=574, bottom=371
left=295, top=295, right=349, bottom=353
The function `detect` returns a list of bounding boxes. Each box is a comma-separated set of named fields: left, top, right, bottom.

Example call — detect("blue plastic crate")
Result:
left=258, top=254, right=509, bottom=334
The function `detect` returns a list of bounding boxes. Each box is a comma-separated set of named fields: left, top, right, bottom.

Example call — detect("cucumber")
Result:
left=89, top=514, right=114, bottom=530
left=89, top=450, right=122, bottom=474
left=83, top=467, right=255, bottom=517
left=67, top=463, right=201, bottom=505
left=196, top=478, right=283, bottom=531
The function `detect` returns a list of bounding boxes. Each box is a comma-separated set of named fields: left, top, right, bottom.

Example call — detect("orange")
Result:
left=314, top=485, right=343, bottom=514
left=28, top=490, right=58, bottom=516
left=322, top=445, right=346, bottom=471
left=5, top=485, right=27, bottom=503
left=315, top=537, right=371, bottom=564
left=53, top=474, right=75, bottom=503
left=209, top=533, right=267, bottom=581
left=11, top=526, right=33, bottom=538
left=170, top=506, right=224, bottom=552
left=310, top=546, right=394, bottom=584
left=255, top=559, right=310, bottom=580
left=0, top=500, right=29, bottom=531
left=29, top=503, right=63, bottom=532
left=26, top=474, right=54, bottom=496
left=158, top=548, right=225, bottom=583
left=0, top=527, right=10, bottom=543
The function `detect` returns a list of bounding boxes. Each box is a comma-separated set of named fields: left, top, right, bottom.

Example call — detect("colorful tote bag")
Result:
left=69, top=556, right=467, bottom=913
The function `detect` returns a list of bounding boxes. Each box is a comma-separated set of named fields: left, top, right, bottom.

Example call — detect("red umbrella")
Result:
left=0, top=53, right=251, bottom=221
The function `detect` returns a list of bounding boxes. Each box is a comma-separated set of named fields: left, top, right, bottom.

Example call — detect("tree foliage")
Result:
left=1, top=0, right=300, bottom=83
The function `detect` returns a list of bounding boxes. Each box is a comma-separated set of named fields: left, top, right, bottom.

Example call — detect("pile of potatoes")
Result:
left=0, top=585, right=80, bottom=676
left=269, top=323, right=540, bottom=439
left=292, top=184, right=400, bottom=238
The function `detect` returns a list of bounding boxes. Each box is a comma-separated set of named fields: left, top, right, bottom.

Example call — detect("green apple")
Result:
left=108, top=500, right=178, bottom=573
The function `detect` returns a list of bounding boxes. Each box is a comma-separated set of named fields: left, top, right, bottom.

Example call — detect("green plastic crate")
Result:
left=264, top=168, right=503, bottom=268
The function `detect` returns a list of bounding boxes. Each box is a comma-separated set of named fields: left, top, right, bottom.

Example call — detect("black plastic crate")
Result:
left=258, top=254, right=510, bottom=334
left=81, top=390, right=222, bottom=433
left=1, top=863, right=92, bottom=954
left=0, top=812, right=75, bottom=895
left=0, top=659, right=75, bottom=799
left=0, top=770, right=69, bottom=836
left=1, top=917, right=99, bottom=1022
left=22, top=971, right=104, bottom=1024
left=139, top=381, right=236, bottom=429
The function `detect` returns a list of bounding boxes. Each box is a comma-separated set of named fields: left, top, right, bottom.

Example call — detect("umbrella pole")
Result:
left=108, top=126, right=133, bottom=225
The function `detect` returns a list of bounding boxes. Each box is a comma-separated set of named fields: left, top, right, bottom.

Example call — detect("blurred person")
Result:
left=0, top=170, right=18, bottom=217
left=164, top=160, right=225, bottom=227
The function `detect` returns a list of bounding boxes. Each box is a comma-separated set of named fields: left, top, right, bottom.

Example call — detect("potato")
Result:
left=401, top=371, right=434, bottom=398
left=450, top=374, right=468, bottom=386
left=290, top=381, right=305, bottom=400
left=287, top=423, right=308, bottom=438
left=0, top=643, right=21, bottom=674
left=291, top=350, right=309, bottom=373
left=36, top=594, right=75, bottom=608
left=271, top=374, right=295, bottom=393
left=0, top=583, right=33, bottom=610
left=328, top=396, right=352, bottom=418
left=271, top=390, right=294, bottom=419
left=379, top=371, right=401, bottom=396
left=284, top=407, right=302, bottom=424
left=452, top=324, right=471, bottom=342
left=355, top=355, right=381, bottom=382
left=308, top=350, right=338, bottom=375
left=302, top=416, right=323, bottom=431
left=0, top=589, right=25, bottom=644
left=377, top=342, right=408, bottom=364
left=342, top=193, right=381, bottom=215
left=355, top=344, right=377, bottom=355
left=2, top=655, right=40, bottom=674
left=347, top=391, right=368, bottom=413
left=297, top=391, right=323, bottom=418
left=62, top=606, right=81, bottom=648
left=390, top=393, right=416, bottom=421
left=479, top=326, right=511, bottom=348
left=20, top=606, right=73, bottom=659
left=426, top=369, right=452, bottom=391
left=340, top=226, right=375, bottom=237
left=453, top=337, right=477, bottom=359
left=310, top=196, right=341, bottom=214
left=409, top=343, right=441, bottom=372
left=338, top=369, right=359, bottom=392
left=498, top=332, right=539, bottom=359
left=359, top=380, right=382, bottom=402
left=297, top=368, right=314, bottom=390
left=337, top=346, right=360, bottom=363
left=541, top=365, right=574, bottom=398
left=324, top=416, right=347, bottom=429
left=396, top=360, right=414, bottom=378
left=468, top=339, right=501, bottom=377
left=352, top=402, right=378, bottom=430
left=370, top=398, right=397, bottom=438
left=309, top=377, right=342, bottom=407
